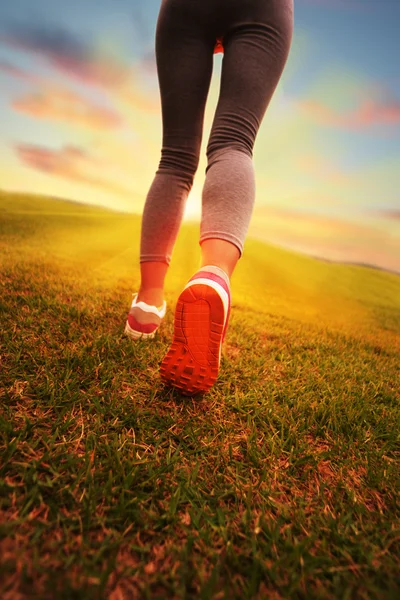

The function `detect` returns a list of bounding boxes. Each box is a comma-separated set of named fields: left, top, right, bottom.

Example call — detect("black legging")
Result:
left=140, top=0, right=294, bottom=265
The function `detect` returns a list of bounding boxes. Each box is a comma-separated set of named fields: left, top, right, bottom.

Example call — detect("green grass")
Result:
left=0, top=190, right=399, bottom=599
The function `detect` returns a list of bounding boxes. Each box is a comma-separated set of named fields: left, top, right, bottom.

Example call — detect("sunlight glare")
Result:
left=183, top=189, right=201, bottom=222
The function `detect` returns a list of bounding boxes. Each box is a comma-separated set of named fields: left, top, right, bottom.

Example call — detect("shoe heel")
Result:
left=160, top=283, right=225, bottom=395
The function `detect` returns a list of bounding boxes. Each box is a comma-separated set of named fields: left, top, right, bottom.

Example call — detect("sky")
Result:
left=0, top=0, right=399, bottom=272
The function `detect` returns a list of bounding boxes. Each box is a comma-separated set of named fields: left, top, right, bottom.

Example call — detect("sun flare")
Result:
left=183, top=189, right=202, bottom=222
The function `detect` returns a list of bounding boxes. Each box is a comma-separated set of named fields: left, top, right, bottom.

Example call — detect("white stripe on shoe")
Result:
left=183, top=277, right=230, bottom=328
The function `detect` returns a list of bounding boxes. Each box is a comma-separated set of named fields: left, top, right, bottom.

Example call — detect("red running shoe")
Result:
left=160, top=267, right=231, bottom=395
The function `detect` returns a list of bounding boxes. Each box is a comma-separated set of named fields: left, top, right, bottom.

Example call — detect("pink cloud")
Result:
left=299, top=97, right=400, bottom=129
left=15, top=143, right=133, bottom=198
left=16, top=144, right=94, bottom=174
left=373, top=209, right=400, bottom=221
left=49, top=56, right=130, bottom=89
left=12, top=88, right=123, bottom=129
left=1, top=25, right=131, bottom=90
left=250, top=205, right=400, bottom=273
left=0, top=59, right=36, bottom=83
left=1, top=25, right=159, bottom=119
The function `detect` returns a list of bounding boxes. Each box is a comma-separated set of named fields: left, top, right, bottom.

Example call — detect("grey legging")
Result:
left=140, top=0, right=294, bottom=265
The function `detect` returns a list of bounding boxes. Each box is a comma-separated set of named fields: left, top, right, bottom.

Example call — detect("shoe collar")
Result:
left=131, top=293, right=167, bottom=317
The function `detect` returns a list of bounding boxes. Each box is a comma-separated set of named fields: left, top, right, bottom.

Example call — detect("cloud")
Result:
left=4, top=23, right=88, bottom=61
left=0, top=21, right=159, bottom=121
left=0, top=59, right=35, bottom=82
left=12, top=87, right=123, bottom=129
left=249, top=204, right=400, bottom=272
left=1, top=23, right=131, bottom=89
left=15, top=143, right=133, bottom=198
left=298, top=97, right=400, bottom=129
left=372, top=209, right=400, bottom=221
left=252, top=205, right=370, bottom=236
left=16, top=143, right=94, bottom=174
left=296, top=154, right=351, bottom=185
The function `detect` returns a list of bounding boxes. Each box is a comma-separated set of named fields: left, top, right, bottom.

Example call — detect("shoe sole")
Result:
left=124, top=321, right=157, bottom=340
left=160, top=283, right=226, bottom=395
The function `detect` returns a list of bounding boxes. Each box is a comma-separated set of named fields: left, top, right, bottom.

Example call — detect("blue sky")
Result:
left=0, top=0, right=399, bottom=271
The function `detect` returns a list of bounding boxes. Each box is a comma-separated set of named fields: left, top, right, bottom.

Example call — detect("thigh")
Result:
left=207, top=0, right=294, bottom=157
left=156, top=0, right=216, bottom=151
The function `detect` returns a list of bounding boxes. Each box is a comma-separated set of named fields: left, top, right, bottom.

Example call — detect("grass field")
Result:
left=1, top=189, right=399, bottom=599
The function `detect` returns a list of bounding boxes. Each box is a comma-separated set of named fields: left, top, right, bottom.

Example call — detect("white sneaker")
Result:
left=124, top=293, right=167, bottom=340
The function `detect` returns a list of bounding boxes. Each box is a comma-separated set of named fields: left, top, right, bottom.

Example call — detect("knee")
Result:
left=157, top=146, right=199, bottom=189
left=205, top=144, right=253, bottom=174
left=206, top=119, right=255, bottom=161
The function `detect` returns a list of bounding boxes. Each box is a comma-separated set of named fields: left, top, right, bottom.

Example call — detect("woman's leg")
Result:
left=200, top=0, right=294, bottom=275
left=159, top=0, right=294, bottom=393
left=137, top=0, right=215, bottom=306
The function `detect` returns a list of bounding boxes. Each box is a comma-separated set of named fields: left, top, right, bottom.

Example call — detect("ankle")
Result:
left=200, top=261, right=233, bottom=277
left=137, top=287, right=165, bottom=307
left=200, top=239, right=240, bottom=279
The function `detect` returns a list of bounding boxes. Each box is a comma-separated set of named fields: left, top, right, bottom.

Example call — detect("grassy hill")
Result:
left=1, top=191, right=399, bottom=599
left=1, top=190, right=399, bottom=340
